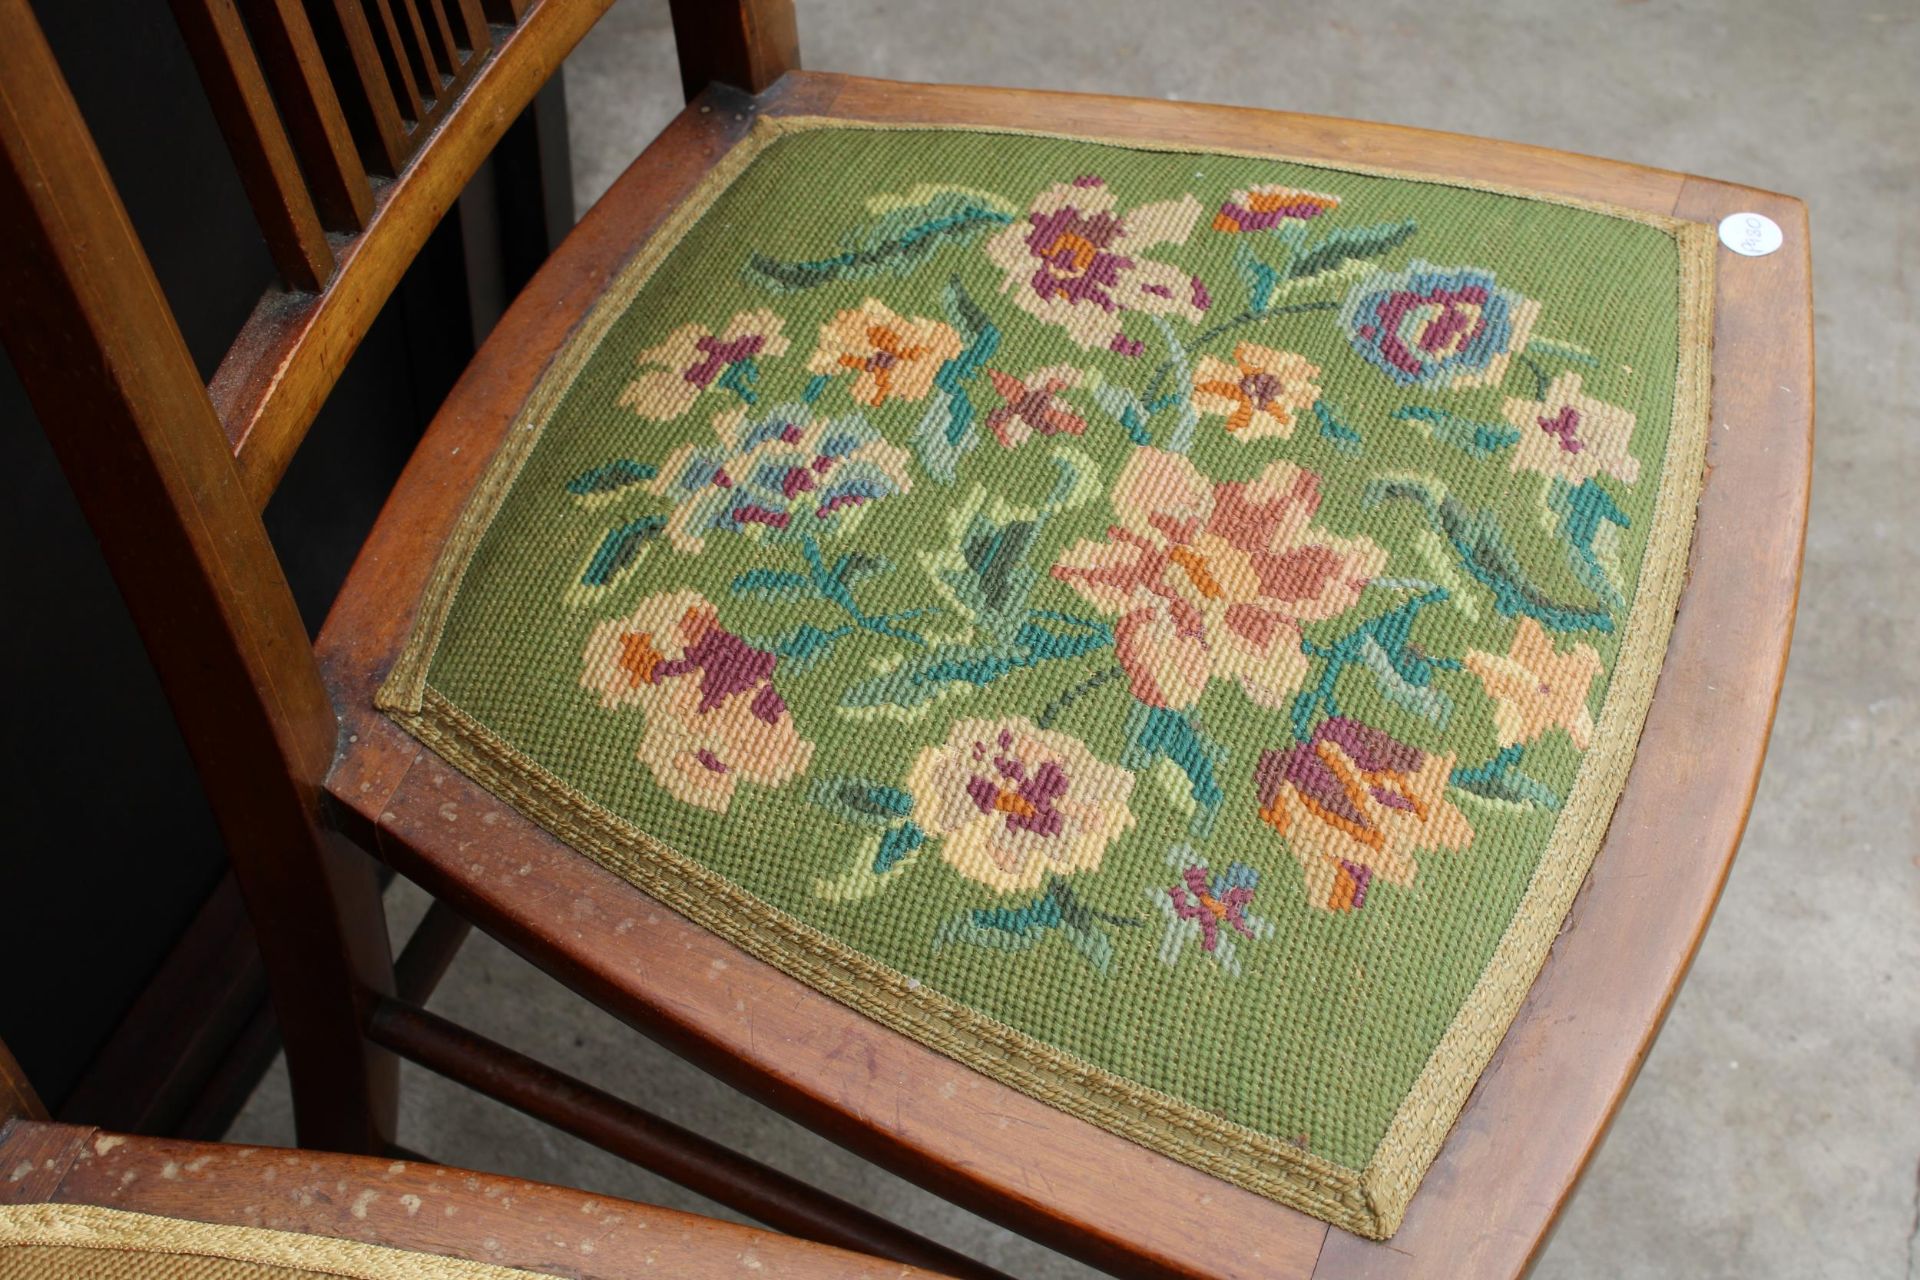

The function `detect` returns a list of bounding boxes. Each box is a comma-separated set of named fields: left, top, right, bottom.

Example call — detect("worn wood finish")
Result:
left=0, top=0, right=399, bottom=1159
left=666, top=0, right=799, bottom=100
left=366, top=999, right=1008, bottom=1278
left=235, top=0, right=376, bottom=232
left=0, top=1123, right=932, bottom=1279
left=317, top=72, right=1809, bottom=1278
left=169, top=0, right=335, bottom=291
left=214, top=0, right=616, bottom=508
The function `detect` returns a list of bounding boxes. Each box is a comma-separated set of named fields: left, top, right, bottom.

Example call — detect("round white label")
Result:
left=1718, top=212, right=1783, bottom=257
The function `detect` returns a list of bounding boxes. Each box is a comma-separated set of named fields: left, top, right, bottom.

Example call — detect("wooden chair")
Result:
left=0, top=1, right=1811, bottom=1276
left=0, top=1036, right=931, bottom=1277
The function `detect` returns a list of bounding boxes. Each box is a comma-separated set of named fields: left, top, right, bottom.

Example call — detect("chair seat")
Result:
left=322, top=73, right=1810, bottom=1278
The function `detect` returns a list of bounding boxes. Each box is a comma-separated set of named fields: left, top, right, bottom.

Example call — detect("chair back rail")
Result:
left=0, top=0, right=797, bottom=1153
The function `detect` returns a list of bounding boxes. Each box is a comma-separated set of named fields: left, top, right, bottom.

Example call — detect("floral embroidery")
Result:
left=1213, top=185, right=1340, bottom=233
left=1503, top=371, right=1641, bottom=485
left=905, top=716, right=1136, bottom=894
left=1051, top=450, right=1386, bottom=710
left=982, top=365, right=1087, bottom=447
left=1152, top=846, right=1273, bottom=975
left=646, top=403, right=913, bottom=553
left=1340, top=262, right=1540, bottom=390
left=1254, top=717, right=1471, bottom=911
left=1463, top=617, right=1602, bottom=749
left=983, top=176, right=1206, bottom=351
left=618, top=310, right=788, bottom=420
left=1191, top=341, right=1322, bottom=441
left=581, top=590, right=813, bottom=812
left=806, top=298, right=963, bottom=406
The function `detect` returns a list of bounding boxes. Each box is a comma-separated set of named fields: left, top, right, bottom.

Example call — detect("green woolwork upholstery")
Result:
left=381, top=120, right=1714, bottom=1238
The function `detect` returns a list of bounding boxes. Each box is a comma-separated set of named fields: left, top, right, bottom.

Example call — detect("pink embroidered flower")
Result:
left=581, top=590, right=812, bottom=813
left=1213, top=185, right=1340, bottom=233
left=1190, top=342, right=1322, bottom=441
left=1253, top=717, right=1471, bottom=912
left=983, top=177, right=1206, bottom=351
left=981, top=364, right=1087, bottom=447
left=617, top=310, right=788, bottom=421
left=1050, top=451, right=1388, bottom=711
left=906, top=717, right=1135, bottom=894
left=805, top=299, right=962, bottom=407
left=1502, top=372, right=1640, bottom=486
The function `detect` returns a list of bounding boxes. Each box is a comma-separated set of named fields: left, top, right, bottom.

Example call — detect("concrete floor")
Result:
left=230, top=2, right=1920, bottom=1276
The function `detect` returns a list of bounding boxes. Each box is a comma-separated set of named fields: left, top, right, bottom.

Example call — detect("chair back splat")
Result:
left=0, top=0, right=797, bottom=1158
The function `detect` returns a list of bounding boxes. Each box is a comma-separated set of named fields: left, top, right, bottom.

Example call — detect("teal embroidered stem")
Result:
left=801, top=534, right=926, bottom=645
left=1291, top=587, right=1451, bottom=741
left=1036, top=663, right=1125, bottom=730
left=1150, top=316, right=1201, bottom=455
left=1139, top=300, right=1341, bottom=407
left=1450, top=744, right=1526, bottom=788
left=1519, top=351, right=1552, bottom=398
left=1525, top=337, right=1599, bottom=366
left=715, top=357, right=760, bottom=406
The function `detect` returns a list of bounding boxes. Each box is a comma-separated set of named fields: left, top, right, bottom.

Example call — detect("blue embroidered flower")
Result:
left=647, top=403, right=913, bottom=553
left=1339, top=262, right=1540, bottom=390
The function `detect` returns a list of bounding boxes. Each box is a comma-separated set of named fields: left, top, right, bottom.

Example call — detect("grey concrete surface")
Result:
left=229, top=3, right=1920, bottom=1276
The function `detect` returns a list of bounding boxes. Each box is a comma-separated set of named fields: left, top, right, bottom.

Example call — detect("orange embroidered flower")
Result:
left=982, top=364, right=1086, bottom=447
left=1191, top=342, right=1322, bottom=441
left=1050, top=451, right=1387, bottom=711
left=1502, top=372, right=1641, bottom=486
left=1254, top=718, right=1471, bottom=912
left=1463, top=617, right=1603, bottom=749
left=906, top=717, right=1135, bottom=894
left=805, top=299, right=962, bottom=406
left=617, top=310, right=788, bottom=421
left=1213, top=185, right=1340, bottom=233
left=581, top=590, right=812, bottom=813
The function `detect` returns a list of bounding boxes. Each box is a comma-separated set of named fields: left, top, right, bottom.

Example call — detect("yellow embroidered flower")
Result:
left=581, top=590, right=812, bottom=813
left=1253, top=718, right=1472, bottom=912
left=1190, top=342, right=1322, bottom=441
left=805, top=299, right=962, bottom=406
left=1503, top=372, right=1640, bottom=486
left=1463, top=617, right=1602, bottom=749
left=983, top=176, right=1206, bottom=352
left=906, top=717, right=1135, bottom=894
left=617, top=310, right=788, bottom=421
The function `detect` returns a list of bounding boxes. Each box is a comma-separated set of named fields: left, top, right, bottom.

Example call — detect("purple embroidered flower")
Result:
left=1213, top=185, right=1340, bottom=233
left=983, top=177, right=1208, bottom=350
left=618, top=310, right=789, bottom=420
left=905, top=717, right=1135, bottom=894
left=1501, top=371, right=1641, bottom=485
left=1339, top=262, right=1540, bottom=390
left=1151, top=848, right=1272, bottom=974
left=581, top=590, right=813, bottom=813
left=1254, top=718, right=1472, bottom=912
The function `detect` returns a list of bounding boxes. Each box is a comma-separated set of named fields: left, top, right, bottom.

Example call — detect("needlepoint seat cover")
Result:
left=379, top=120, right=1714, bottom=1238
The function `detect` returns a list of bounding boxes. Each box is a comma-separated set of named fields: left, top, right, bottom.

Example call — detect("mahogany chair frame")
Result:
left=0, top=1, right=1811, bottom=1277
left=0, top=1041, right=931, bottom=1278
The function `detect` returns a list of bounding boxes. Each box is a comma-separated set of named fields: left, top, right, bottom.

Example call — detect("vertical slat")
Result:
left=418, top=0, right=462, bottom=79
left=447, top=0, right=490, bottom=51
left=303, top=0, right=411, bottom=172
left=363, top=0, right=427, bottom=121
left=665, top=0, right=799, bottom=101
left=234, top=0, right=373, bottom=231
left=1, top=1039, right=47, bottom=1124
left=168, top=0, right=334, bottom=292
left=384, top=0, right=442, bottom=102
left=0, top=0, right=400, bottom=1157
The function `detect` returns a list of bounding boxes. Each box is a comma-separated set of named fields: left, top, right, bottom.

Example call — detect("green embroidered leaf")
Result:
left=830, top=551, right=889, bottom=588
left=753, top=622, right=847, bottom=675
left=567, top=459, right=658, bottom=501
left=1122, top=702, right=1226, bottom=838
left=1313, top=399, right=1363, bottom=455
left=1549, top=477, right=1630, bottom=609
left=909, top=279, right=1001, bottom=483
left=1452, top=768, right=1561, bottom=810
left=1392, top=405, right=1521, bottom=459
left=1233, top=239, right=1280, bottom=314
left=808, top=775, right=914, bottom=827
left=578, top=516, right=664, bottom=588
left=811, top=823, right=925, bottom=903
left=1366, top=476, right=1615, bottom=633
left=1357, top=634, right=1452, bottom=726
left=1286, top=219, right=1417, bottom=281
left=743, top=192, right=1014, bottom=293
left=932, top=878, right=1138, bottom=972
